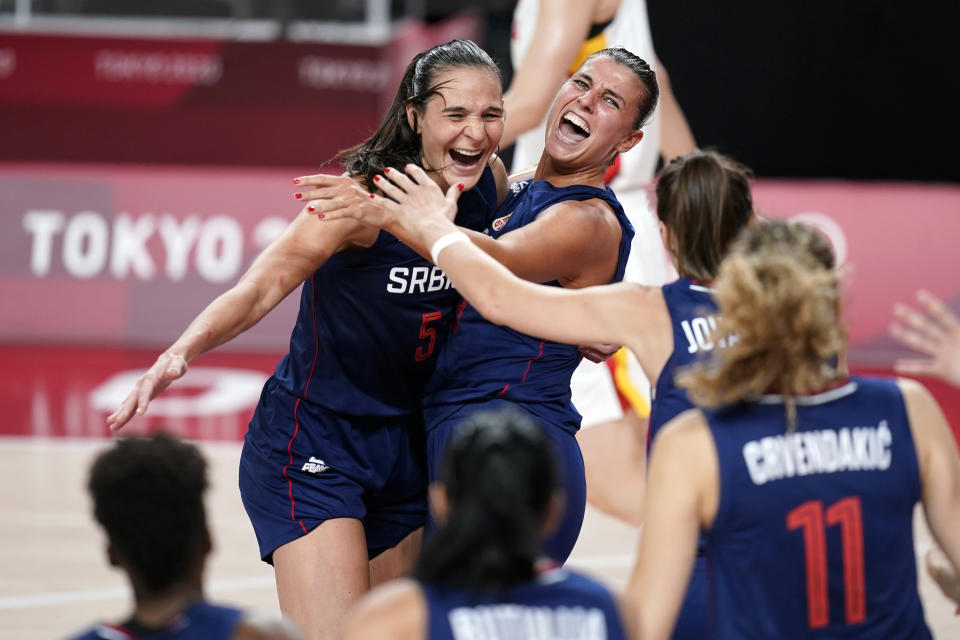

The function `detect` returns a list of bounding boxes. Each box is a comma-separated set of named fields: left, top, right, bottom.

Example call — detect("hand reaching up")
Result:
left=890, top=290, right=960, bottom=387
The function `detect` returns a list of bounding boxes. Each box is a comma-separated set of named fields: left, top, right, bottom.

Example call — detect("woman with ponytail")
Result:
left=343, top=408, right=628, bottom=639
left=106, top=39, right=506, bottom=640
left=626, top=220, right=960, bottom=639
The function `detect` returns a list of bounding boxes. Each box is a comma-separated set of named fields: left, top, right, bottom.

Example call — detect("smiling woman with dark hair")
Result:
left=105, top=39, right=507, bottom=640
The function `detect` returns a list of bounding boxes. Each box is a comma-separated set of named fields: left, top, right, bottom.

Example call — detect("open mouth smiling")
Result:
left=449, top=147, right=484, bottom=168
left=559, top=112, right=591, bottom=141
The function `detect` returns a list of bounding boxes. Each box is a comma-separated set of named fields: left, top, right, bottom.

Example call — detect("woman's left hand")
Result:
left=369, top=164, right=462, bottom=237
left=293, top=172, right=397, bottom=228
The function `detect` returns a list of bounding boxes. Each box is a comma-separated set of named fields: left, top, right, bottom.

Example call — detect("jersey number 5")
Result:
left=415, top=311, right=443, bottom=362
left=786, top=496, right=866, bottom=629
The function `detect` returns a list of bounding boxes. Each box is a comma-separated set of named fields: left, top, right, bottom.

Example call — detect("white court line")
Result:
left=0, top=576, right=275, bottom=610
left=0, top=436, right=243, bottom=453
left=0, top=541, right=939, bottom=610
left=567, top=554, right=635, bottom=569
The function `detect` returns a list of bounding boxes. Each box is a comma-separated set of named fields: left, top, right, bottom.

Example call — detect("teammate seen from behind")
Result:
left=342, top=408, right=628, bottom=640
left=106, top=40, right=505, bottom=640
left=68, top=432, right=302, bottom=640
left=627, top=221, right=960, bottom=638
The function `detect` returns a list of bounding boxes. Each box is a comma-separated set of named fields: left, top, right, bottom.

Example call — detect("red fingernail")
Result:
left=318, top=214, right=324, bottom=219
left=374, top=175, right=380, bottom=181
left=457, top=183, right=464, bottom=191
left=295, top=193, right=302, bottom=199
left=293, top=178, right=301, bottom=184
left=384, top=167, right=391, bottom=173
left=369, top=194, right=375, bottom=199
left=307, top=206, right=315, bottom=212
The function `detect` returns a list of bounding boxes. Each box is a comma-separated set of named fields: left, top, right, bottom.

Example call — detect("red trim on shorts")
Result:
left=282, top=275, right=320, bottom=535
left=498, top=340, right=545, bottom=398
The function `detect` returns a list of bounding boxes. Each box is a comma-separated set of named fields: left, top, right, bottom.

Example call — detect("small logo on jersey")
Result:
left=491, top=214, right=512, bottom=232
left=509, top=179, right=529, bottom=194
left=301, top=456, right=329, bottom=474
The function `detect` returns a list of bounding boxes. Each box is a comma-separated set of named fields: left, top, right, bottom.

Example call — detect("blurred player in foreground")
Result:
left=68, top=432, right=301, bottom=640
left=343, top=408, right=628, bottom=640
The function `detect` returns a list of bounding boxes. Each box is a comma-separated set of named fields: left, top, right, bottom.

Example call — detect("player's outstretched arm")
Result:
left=366, top=165, right=663, bottom=357
left=107, top=206, right=372, bottom=431
left=899, top=378, right=960, bottom=613
left=890, top=289, right=960, bottom=387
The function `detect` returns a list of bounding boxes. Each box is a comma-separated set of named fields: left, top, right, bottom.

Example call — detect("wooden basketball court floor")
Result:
left=0, top=436, right=957, bottom=638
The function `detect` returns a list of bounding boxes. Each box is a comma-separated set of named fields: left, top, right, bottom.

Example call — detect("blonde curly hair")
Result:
left=676, top=220, right=846, bottom=425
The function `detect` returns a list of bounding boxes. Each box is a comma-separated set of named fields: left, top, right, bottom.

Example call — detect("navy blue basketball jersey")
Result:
left=704, top=376, right=931, bottom=639
left=422, top=568, right=626, bottom=640
left=67, top=601, right=243, bottom=639
left=649, top=278, right=718, bottom=442
left=423, top=179, right=634, bottom=433
left=271, top=166, right=497, bottom=417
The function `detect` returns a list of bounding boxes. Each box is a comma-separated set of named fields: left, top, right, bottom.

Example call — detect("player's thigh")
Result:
left=272, top=518, right=370, bottom=640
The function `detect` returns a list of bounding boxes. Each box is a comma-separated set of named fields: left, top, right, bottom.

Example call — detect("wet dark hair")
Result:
left=656, top=149, right=754, bottom=281
left=88, top=432, right=209, bottom=592
left=415, top=409, right=557, bottom=592
left=337, top=39, right=501, bottom=191
left=582, top=46, right=659, bottom=129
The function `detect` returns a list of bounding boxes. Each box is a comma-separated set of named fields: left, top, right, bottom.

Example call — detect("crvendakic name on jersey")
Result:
left=386, top=265, right=453, bottom=294
left=742, top=421, right=893, bottom=486
left=448, top=605, right=607, bottom=640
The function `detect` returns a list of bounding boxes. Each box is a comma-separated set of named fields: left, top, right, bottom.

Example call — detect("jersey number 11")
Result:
left=786, top=496, right=866, bottom=629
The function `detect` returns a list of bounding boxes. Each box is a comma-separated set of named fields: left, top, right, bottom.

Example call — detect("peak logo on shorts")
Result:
left=491, top=214, right=512, bottom=232
left=301, top=456, right=329, bottom=474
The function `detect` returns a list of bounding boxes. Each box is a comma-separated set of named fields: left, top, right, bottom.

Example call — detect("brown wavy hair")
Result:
left=656, top=149, right=754, bottom=282
left=676, top=220, right=845, bottom=425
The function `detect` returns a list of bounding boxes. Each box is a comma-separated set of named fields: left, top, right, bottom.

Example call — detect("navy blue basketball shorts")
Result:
left=424, top=398, right=587, bottom=564
left=239, top=378, right=428, bottom=564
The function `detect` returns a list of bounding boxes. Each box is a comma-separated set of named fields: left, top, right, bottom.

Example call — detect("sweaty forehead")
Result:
left=432, top=66, right=501, bottom=95
left=578, top=57, right=637, bottom=88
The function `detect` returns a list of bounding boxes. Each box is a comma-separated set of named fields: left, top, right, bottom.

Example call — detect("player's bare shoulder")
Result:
left=343, top=578, right=427, bottom=640
left=542, top=196, right=621, bottom=239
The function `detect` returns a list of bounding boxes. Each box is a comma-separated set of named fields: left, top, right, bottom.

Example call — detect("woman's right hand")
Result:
left=106, top=351, right=189, bottom=431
